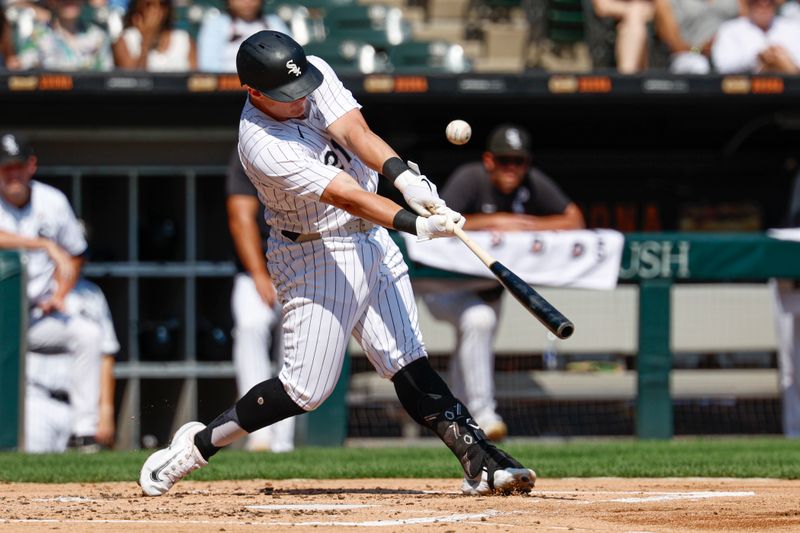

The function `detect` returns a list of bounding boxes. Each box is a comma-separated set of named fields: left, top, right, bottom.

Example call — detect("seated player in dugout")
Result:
left=0, top=133, right=106, bottom=451
left=423, top=124, right=585, bottom=441
left=139, top=30, right=536, bottom=497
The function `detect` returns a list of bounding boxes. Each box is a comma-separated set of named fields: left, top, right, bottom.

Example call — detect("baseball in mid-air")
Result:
left=446, top=119, right=471, bottom=145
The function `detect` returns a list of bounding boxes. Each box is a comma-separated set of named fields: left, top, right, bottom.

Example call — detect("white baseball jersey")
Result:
left=237, top=56, right=427, bottom=410
left=0, top=180, right=87, bottom=304
left=238, top=56, right=377, bottom=235
left=66, top=278, right=120, bottom=356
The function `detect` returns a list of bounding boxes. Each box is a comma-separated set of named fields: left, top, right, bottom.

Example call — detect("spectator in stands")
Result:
left=0, top=132, right=105, bottom=452
left=771, top=168, right=800, bottom=438
left=16, top=0, right=114, bottom=71
left=653, top=0, right=741, bottom=73
left=422, top=124, right=585, bottom=442
left=197, top=0, right=290, bottom=72
left=712, top=0, right=800, bottom=73
left=591, top=0, right=654, bottom=73
left=1, top=7, right=20, bottom=69
left=112, top=0, right=196, bottom=71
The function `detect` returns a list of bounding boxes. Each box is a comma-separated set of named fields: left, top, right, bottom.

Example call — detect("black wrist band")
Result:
left=382, top=157, right=410, bottom=181
left=393, top=209, right=418, bottom=235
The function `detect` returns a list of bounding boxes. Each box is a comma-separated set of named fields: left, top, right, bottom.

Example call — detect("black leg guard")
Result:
left=392, top=359, right=510, bottom=482
left=235, top=377, right=306, bottom=432
left=194, top=378, right=305, bottom=460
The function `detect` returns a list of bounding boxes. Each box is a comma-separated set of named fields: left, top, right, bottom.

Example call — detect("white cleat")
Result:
left=461, top=466, right=537, bottom=496
left=139, top=421, right=208, bottom=496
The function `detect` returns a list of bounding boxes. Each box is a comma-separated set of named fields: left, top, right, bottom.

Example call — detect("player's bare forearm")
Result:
left=463, top=204, right=585, bottom=231
left=52, top=255, right=82, bottom=299
left=321, top=172, right=410, bottom=230
left=326, top=109, right=398, bottom=174
left=653, top=0, right=691, bottom=52
left=0, top=230, right=52, bottom=251
left=226, top=195, right=271, bottom=279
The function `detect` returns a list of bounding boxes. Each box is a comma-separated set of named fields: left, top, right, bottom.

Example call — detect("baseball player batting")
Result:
left=140, top=31, right=535, bottom=496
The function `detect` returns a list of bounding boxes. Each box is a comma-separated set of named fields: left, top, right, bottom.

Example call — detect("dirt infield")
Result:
left=1, top=478, right=799, bottom=532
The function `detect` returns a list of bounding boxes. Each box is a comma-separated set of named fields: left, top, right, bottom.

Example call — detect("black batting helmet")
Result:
left=236, top=31, right=323, bottom=102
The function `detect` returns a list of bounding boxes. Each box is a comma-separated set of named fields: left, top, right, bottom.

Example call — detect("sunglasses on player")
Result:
left=494, top=155, right=527, bottom=166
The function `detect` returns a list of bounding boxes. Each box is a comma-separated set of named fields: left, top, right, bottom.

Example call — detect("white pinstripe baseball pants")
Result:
left=267, top=226, right=427, bottom=411
left=27, top=310, right=103, bottom=438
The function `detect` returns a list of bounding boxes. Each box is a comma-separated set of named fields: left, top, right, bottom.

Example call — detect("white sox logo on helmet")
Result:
left=286, top=60, right=301, bottom=77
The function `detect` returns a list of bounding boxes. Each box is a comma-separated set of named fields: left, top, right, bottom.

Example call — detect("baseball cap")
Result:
left=0, top=133, right=34, bottom=165
left=487, top=124, right=531, bottom=156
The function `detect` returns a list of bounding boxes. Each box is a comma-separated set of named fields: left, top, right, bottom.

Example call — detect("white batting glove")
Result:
left=393, top=161, right=445, bottom=217
left=415, top=210, right=466, bottom=241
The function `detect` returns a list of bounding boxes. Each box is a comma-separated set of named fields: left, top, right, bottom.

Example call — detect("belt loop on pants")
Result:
left=280, top=219, right=374, bottom=243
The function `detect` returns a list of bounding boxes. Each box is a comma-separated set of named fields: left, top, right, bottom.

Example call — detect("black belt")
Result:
left=30, top=382, right=70, bottom=404
left=280, top=219, right=374, bottom=243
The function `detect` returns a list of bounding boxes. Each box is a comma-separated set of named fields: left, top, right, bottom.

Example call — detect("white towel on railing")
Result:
left=401, top=229, right=624, bottom=290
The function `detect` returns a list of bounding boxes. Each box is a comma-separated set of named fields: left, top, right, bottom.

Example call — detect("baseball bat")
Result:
left=453, top=227, right=575, bottom=339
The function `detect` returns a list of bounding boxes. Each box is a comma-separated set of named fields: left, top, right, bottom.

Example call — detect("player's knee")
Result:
left=460, top=305, right=497, bottom=333
left=296, top=386, right=333, bottom=411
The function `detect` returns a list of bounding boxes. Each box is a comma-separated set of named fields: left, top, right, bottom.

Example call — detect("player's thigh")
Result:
left=353, top=234, right=426, bottom=378
left=272, top=239, right=372, bottom=409
left=231, top=273, right=277, bottom=329
left=27, top=312, right=71, bottom=353
left=25, top=391, right=71, bottom=453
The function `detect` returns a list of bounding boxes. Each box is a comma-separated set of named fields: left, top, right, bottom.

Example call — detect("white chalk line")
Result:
left=2, top=489, right=756, bottom=527
left=608, top=491, right=755, bottom=503
left=537, top=489, right=756, bottom=504
left=0, top=510, right=504, bottom=527
left=31, top=497, right=97, bottom=503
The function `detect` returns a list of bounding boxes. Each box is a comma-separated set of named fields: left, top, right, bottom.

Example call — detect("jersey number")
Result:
left=324, top=140, right=352, bottom=170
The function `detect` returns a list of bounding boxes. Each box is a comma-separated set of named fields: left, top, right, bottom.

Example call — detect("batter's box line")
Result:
left=535, top=490, right=756, bottom=504
left=0, top=510, right=509, bottom=527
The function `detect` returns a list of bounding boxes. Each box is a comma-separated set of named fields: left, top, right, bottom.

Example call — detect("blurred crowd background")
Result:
left=1, top=0, right=799, bottom=75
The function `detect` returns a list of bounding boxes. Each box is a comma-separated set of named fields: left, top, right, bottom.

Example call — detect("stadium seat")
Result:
left=269, top=4, right=327, bottom=45
left=386, top=40, right=470, bottom=73
left=266, top=0, right=357, bottom=12
left=303, top=39, right=384, bottom=73
left=467, top=0, right=523, bottom=22
left=323, top=5, right=411, bottom=47
left=546, top=0, right=585, bottom=44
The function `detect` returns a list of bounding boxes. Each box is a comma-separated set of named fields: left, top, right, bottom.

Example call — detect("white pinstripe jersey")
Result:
left=237, top=56, right=378, bottom=234
left=66, top=278, right=120, bottom=356
left=0, top=181, right=87, bottom=304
